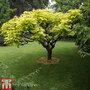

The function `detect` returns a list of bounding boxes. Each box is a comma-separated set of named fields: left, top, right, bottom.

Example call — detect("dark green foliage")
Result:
left=9, top=0, right=49, bottom=16
left=80, top=1, right=90, bottom=26
left=0, top=33, right=4, bottom=45
left=53, top=0, right=87, bottom=12
left=0, top=0, right=15, bottom=45
left=0, top=0, right=11, bottom=27
left=75, top=1, right=90, bottom=57
left=0, top=0, right=11, bottom=45
left=75, top=25, right=90, bottom=57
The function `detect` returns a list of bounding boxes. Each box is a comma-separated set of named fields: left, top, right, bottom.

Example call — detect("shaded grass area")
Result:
left=0, top=41, right=90, bottom=90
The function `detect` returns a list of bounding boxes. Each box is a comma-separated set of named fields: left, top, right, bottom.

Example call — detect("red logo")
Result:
left=0, top=78, right=13, bottom=90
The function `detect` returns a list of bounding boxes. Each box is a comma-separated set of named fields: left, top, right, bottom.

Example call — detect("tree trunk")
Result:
left=47, top=49, right=52, bottom=60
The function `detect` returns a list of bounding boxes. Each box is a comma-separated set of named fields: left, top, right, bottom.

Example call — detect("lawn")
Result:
left=0, top=41, right=90, bottom=90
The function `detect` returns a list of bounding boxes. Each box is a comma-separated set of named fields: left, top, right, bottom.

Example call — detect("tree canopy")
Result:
left=75, top=2, right=90, bottom=57
left=0, top=0, right=11, bottom=45
left=52, top=0, right=88, bottom=12
left=1, top=9, right=83, bottom=60
left=0, top=0, right=11, bottom=27
left=9, top=0, right=49, bottom=16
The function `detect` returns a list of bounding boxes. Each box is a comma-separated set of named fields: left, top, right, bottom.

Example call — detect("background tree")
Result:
left=75, top=25, right=90, bottom=57
left=1, top=9, right=83, bottom=60
left=0, top=0, right=11, bottom=27
left=52, top=0, right=88, bottom=12
left=75, top=1, right=90, bottom=57
left=0, top=0, right=12, bottom=45
left=80, top=1, right=90, bottom=26
left=9, top=0, right=49, bottom=16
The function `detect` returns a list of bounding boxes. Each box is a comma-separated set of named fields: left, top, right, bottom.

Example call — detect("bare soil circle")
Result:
left=37, top=57, right=59, bottom=64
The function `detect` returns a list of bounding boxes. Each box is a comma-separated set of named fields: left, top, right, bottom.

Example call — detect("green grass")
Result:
left=0, top=41, right=90, bottom=90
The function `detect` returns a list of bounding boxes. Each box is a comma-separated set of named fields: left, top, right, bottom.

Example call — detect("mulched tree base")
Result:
left=37, top=57, right=59, bottom=64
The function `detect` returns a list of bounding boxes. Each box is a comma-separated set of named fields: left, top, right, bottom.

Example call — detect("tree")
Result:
left=75, top=1, right=90, bottom=57
left=80, top=1, right=90, bottom=26
left=9, top=0, right=49, bottom=16
left=0, top=0, right=11, bottom=45
left=75, top=25, right=90, bottom=57
left=0, top=0, right=11, bottom=27
left=1, top=9, right=83, bottom=60
left=52, top=0, right=87, bottom=12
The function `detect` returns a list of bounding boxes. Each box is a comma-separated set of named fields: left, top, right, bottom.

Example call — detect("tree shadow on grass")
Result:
left=8, top=50, right=46, bottom=78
